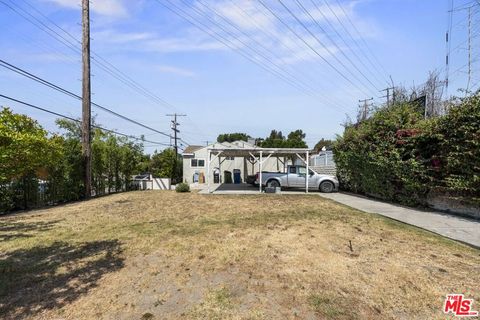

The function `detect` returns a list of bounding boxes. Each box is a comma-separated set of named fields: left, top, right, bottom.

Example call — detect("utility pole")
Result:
left=166, top=113, right=187, bottom=157
left=380, top=86, right=395, bottom=107
left=166, top=113, right=186, bottom=184
left=82, top=0, right=92, bottom=198
left=358, top=98, right=373, bottom=121
left=466, top=6, right=472, bottom=93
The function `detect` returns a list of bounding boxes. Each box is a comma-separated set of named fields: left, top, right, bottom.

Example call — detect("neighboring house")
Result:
left=182, top=141, right=292, bottom=184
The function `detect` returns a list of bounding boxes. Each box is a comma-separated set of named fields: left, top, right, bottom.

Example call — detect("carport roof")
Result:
left=207, top=146, right=311, bottom=157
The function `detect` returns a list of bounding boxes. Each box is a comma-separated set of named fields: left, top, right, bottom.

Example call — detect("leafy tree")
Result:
left=150, top=148, right=182, bottom=182
left=0, top=107, right=62, bottom=210
left=313, top=138, right=333, bottom=152
left=217, top=133, right=251, bottom=143
left=260, top=129, right=307, bottom=148
left=0, top=107, right=59, bottom=181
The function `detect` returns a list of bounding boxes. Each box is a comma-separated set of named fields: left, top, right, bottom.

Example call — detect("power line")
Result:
left=185, top=0, right=352, bottom=111
left=0, top=59, right=173, bottom=139
left=225, top=0, right=361, bottom=103
left=0, top=94, right=172, bottom=146
left=332, top=0, right=390, bottom=78
left=1, top=0, right=179, bottom=112
left=313, top=0, right=389, bottom=86
left=156, top=0, right=319, bottom=97
left=292, top=0, right=381, bottom=92
left=258, top=0, right=373, bottom=97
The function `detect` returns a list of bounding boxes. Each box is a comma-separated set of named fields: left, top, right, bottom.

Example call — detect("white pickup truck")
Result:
left=255, top=165, right=339, bottom=193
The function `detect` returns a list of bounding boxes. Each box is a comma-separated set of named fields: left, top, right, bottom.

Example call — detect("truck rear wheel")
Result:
left=267, top=180, right=280, bottom=189
left=319, top=181, right=334, bottom=193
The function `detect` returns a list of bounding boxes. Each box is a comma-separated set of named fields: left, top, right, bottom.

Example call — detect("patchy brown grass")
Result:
left=0, top=190, right=478, bottom=319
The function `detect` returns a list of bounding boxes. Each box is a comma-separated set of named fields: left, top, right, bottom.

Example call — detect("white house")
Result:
left=182, top=140, right=292, bottom=185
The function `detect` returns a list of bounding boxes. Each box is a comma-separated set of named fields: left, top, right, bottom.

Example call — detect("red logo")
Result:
left=444, top=294, right=478, bottom=317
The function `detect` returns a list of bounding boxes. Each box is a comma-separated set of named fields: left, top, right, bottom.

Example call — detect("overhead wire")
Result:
left=258, top=0, right=373, bottom=97
left=332, top=0, right=390, bottom=78
left=0, top=94, right=172, bottom=146
left=0, top=59, right=173, bottom=139
left=186, top=0, right=352, bottom=111
left=292, top=0, right=381, bottom=92
left=310, top=0, right=387, bottom=87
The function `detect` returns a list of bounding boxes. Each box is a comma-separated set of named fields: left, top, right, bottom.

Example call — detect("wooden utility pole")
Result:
left=166, top=113, right=186, bottom=183
left=82, top=0, right=92, bottom=198
left=358, top=98, right=373, bottom=121
left=166, top=113, right=186, bottom=158
left=466, top=6, right=472, bottom=93
left=380, top=86, right=395, bottom=107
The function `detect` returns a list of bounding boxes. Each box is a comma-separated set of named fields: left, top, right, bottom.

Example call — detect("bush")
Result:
left=333, top=93, right=480, bottom=206
left=175, top=182, right=190, bottom=193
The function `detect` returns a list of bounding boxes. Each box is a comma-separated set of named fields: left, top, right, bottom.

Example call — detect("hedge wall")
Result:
left=333, top=93, right=480, bottom=206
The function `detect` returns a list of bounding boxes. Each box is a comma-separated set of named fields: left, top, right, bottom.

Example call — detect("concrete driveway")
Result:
left=319, top=192, right=480, bottom=248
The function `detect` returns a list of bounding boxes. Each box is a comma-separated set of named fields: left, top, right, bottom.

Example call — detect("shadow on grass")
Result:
left=0, top=240, right=124, bottom=318
left=0, top=219, right=62, bottom=241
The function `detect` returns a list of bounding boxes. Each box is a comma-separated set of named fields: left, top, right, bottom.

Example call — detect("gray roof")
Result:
left=183, top=145, right=203, bottom=154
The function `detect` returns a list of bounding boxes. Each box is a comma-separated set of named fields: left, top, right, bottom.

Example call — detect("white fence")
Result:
left=133, top=175, right=171, bottom=190
left=310, top=151, right=336, bottom=167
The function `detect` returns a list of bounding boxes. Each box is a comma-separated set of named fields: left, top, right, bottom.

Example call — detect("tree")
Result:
left=0, top=107, right=60, bottom=182
left=313, top=138, right=333, bottom=152
left=217, top=133, right=251, bottom=143
left=0, top=108, right=62, bottom=210
left=150, top=148, right=182, bottom=182
left=285, top=130, right=307, bottom=148
left=260, top=129, right=307, bottom=148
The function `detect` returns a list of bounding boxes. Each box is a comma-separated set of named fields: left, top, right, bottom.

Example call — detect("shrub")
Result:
left=175, top=182, right=190, bottom=193
left=333, top=93, right=480, bottom=206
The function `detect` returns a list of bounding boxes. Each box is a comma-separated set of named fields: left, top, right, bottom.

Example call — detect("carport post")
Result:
left=207, top=149, right=211, bottom=193
left=259, top=151, right=263, bottom=193
left=306, top=150, right=309, bottom=193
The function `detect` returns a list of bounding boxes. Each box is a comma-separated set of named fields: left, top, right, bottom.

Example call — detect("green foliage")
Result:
left=217, top=133, right=251, bottom=143
left=0, top=108, right=60, bottom=182
left=175, top=182, right=190, bottom=193
left=313, top=138, right=333, bottom=152
left=333, top=93, right=480, bottom=206
left=150, top=148, right=182, bottom=183
left=434, top=94, right=480, bottom=193
left=0, top=108, right=62, bottom=211
left=260, top=129, right=307, bottom=148
left=0, top=109, right=146, bottom=212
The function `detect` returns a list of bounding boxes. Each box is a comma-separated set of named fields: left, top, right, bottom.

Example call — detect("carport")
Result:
left=206, top=146, right=311, bottom=193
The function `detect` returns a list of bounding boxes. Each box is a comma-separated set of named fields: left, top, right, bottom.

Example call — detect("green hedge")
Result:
left=333, top=93, right=480, bottom=206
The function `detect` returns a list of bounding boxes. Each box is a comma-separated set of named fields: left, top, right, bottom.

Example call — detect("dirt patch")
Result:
left=0, top=191, right=478, bottom=319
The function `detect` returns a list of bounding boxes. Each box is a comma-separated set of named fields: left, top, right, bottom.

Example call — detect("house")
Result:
left=182, top=141, right=293, bottom=185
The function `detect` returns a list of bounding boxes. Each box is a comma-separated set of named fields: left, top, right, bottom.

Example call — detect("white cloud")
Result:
left=156, top=65, right=196, bottom=77
left=142, top=30, right=228, bottom=53
left=94, top=30, right=154, bottom=43
left=47, top=0, right=128, bottom=17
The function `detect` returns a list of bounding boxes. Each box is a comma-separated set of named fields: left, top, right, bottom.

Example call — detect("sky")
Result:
left=0, top=0, right=477, bottom=153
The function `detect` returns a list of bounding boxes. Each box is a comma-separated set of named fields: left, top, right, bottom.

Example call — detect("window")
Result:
left=289, top=166, right=297, bottom=174
left=298, top=167, right=306, bottom=175
left=191, top=159, right=205, bottom=167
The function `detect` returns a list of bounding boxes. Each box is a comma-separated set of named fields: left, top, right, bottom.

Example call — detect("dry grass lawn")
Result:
left=0, top=190, right=479, bottom=320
